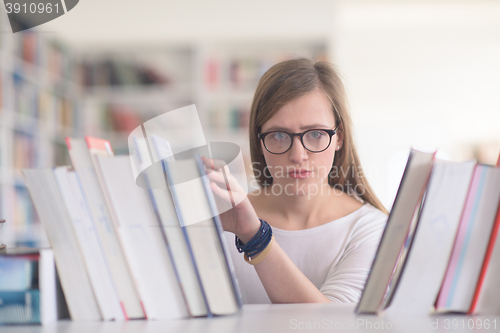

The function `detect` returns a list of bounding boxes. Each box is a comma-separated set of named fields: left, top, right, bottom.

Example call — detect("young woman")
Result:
left=202, top=58, right=388, bottom=304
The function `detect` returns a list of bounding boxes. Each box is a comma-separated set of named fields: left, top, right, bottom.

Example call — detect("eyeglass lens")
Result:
left=264, top=130, right=331, bottom=154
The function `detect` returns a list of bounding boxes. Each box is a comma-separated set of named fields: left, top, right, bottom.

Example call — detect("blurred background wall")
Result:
left=0, top=0, right=499, bottom=246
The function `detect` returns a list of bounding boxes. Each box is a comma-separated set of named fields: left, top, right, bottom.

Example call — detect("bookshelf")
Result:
left=76, top=46, right=195, bottom=154
left=0, top=12, right=82, bottom=247
left=0, top=8, right=328, bottom=248
left=79, top=40, right=328, bottom=184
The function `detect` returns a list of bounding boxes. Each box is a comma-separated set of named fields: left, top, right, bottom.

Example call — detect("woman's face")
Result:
left=259, top=88, right=343, bottom=196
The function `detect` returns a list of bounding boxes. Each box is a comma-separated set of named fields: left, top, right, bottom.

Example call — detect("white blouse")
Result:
left=223, top=203, right=388, bottom=304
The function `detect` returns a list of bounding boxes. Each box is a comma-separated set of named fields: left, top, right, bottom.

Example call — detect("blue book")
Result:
left=0, top=248, right=68, bottom=325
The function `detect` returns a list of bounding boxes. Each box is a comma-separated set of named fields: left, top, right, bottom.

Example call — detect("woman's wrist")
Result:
left=236, top=218, right=262, bottom=244
left=235, top=218, right=273, bottom=262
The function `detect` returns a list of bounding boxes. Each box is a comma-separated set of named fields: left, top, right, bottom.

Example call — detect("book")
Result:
left=52, top=166, right=125, bottom=321
left=194, top=154, right=243, bottom=311
left=468, top=152, right=500, bottom=314
left=22, top=169, right=102, bottom=321
left=0, top=248, right=67, bottom=325
left=66, top=137, right=144, bottom=319
left=94, top=154, right=188, bottom=320
left=163, top=155, right=242, bottom=315
left=356, top=149, right=435, bottom=314
left=435, top=164, right=500, bottom=312
left=470, top=193, right=500, bottom=314
left=469, top=152, right=500, bottom=314
left=130, top=134, right=208, bottom=317
left=383, top=159, right=476, bottom=316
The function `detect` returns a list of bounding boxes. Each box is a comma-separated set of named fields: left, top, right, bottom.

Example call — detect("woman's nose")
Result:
left=288, top=137, right=308, bottom=163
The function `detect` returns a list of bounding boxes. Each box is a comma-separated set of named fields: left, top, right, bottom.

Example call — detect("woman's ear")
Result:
left=336, top=123, right=345, bottom=151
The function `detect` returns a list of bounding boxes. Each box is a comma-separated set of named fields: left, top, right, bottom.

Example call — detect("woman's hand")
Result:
left=201, top=156, right=261, bottom=244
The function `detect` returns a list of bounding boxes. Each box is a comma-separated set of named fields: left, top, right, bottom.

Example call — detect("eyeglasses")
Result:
left=258, top=124, right=340, bottom=155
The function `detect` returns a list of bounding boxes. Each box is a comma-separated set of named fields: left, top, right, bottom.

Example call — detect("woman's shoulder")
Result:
left=346, top=203, right=388, bottom=243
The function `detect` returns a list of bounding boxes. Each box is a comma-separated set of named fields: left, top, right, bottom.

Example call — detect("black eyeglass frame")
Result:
left=257, top=124, right=341, bottom=155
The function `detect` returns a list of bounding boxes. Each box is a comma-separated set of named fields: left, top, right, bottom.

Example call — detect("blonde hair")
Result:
left=248, top=58, right=388, bottom=214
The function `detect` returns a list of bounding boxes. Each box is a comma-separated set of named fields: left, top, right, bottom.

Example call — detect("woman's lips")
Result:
left=288, top=170, right=312, bottom=179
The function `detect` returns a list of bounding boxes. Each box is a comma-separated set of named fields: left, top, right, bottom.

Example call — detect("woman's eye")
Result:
left=271, top=132, right=286, bottom=140
left=308, top=130, right=324, bottom=139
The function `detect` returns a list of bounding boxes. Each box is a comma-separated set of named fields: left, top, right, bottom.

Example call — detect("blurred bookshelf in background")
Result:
left=0, top=12, right=82, bottom=248
left=0, top=9, right=328, bottom=247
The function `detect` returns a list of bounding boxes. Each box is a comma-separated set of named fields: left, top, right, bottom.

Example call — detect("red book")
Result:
left=469, top=152, right=500, bottom=314
left=469, top=197, right=500, bottom=313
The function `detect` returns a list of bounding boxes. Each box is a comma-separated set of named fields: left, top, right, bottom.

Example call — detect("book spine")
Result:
left=145, top=187, right=192, bottom=317
left=436, top=165, right=484, bottom=309
left=194, top=154, right=243, bottom=309
left=0, top=290, right=41, bottom=325
left=162, top=159, right=212, bottom=317
left=468, top=197, right=500, bottom=313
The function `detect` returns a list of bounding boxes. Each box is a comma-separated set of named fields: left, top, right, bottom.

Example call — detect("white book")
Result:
left=436, top=165, right=500, bottom=312
left=66, top=137, right=144, bottom=319
left=384, top=160, right=476, bottom=316
left=23, top=169, right=102, bottom=321
left=130, top=134, right=208, bottom=317
left=52, top=166, right=125, bottom=321
left=95, top=154, right=188, bottom=320
left=164, top=157, right=241, bottom=315
left=356, top=149, right=435, bottom=314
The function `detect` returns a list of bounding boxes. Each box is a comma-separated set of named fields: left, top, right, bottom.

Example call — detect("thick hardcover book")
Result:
left=131, top=135, right=208, bottom=317
left=66, top=137, right=144, bottom=319
left=384, top=159, right=475, bottom=315
left=23, top=169, right=102, bottom=321
left=163, top=155, right=241, bottom=316
left=52, top=166, right=124, bottom=321
left=436, top=165, right=500, bottom=312
left=356, top=149, right=435, bottom=314
left=469, top=153, right=500, bottom=314
left=95, top=154, right=188, bottom=320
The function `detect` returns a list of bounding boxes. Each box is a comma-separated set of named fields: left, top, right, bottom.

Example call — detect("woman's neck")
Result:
left=260, top=181, right=337, bottom=230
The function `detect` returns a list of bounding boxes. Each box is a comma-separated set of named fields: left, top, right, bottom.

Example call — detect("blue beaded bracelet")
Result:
left=235, top=219, right=273, bottom=258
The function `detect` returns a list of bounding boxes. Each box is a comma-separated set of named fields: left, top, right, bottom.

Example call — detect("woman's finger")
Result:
left=208, top=167, right=244, bottom=196
left=210, top=181, right=232, bottom=204
left=201, top=155, right=228, bottom=173
left=200, top=156, right=215, bottom=172
left=206, top=170, right=227, bottom=184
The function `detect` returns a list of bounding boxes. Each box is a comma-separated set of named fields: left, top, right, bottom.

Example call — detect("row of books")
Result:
left=207, top=105, right=250, bottom=131
left=99, top=104, right=145, bottom=133
left=78, top=60, right=169, bottom=88
left=357, top=149, right=500, bottom=315
left=11, top=184, right=37, bottom=241
left=12, top=135, right=241, bottom=324
left=6, top=71, right=78, bottom=129
left=4, top=22, right=75, bottom=83
left=204, top=56, right=273, bottom=91
left=203, top=48, right=327, bottom=92
left=13, top=132, right=38, bottom=170
left=11, top=132, right=66, bottom=173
